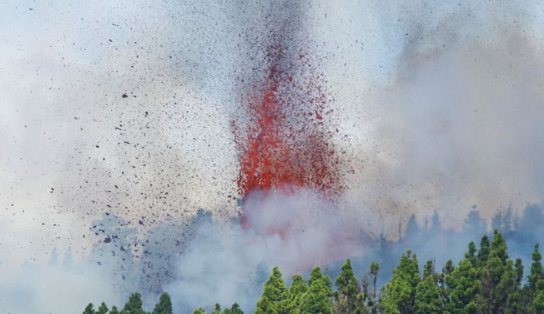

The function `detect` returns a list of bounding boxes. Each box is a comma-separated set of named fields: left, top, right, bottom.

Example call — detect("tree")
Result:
left=478, top=230, right=521, bottom=314
left=82, top=230, right=544, bottom=314
left=422, top=260, right=434, bottom=280
left=83, top=303, right=96, bottom=314
left=415, top=271, right=444, bottom=313
left=300, top=267, right=333, bottom=314
left=478, top=235, right=490, bottom=266
left=287, top=274, right=308, bottom=313
left=223, top=303, right=244, bottom=314
left=529, top=244, right=544, bottom=295
left=439, top=259, right=454, bottom=292
left=445, top=259, right=480, bottom=313
left=334, top=259, right=364, bottom=314
left=362, top=262, right=380, bottom=314
left=97, top=302, right=108, bottom=314
left=152, top=293, right=172, bottom=314
left=255, top=266, right=289, bottom=314
left=507, top=258, right=524, bottom=313
left=121, top=292, right=146, bottom=314
left=529, top=280, right=544, bottom=314
left=380, top=251, right=420, bottom=314
left=465, top=242, right=478, bottom=266
left=212, top=304, right=221, bottom=314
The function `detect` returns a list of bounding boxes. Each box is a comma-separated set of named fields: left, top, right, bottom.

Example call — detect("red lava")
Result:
left=232, top=43, right=343, bottom=227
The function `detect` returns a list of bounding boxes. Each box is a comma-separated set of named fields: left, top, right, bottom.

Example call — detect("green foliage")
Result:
left=334, top=259, right=365, bottom=314
left=223, top=303, right=244, bottom=314
left=152, top=293, right=173, bottom=314
left=287, top=274, right=308, bottom=313
left=255, top=266, right=289, bottom=314
left=529, top=280, right=544, bottom=314
left=380, top=250, right=419, bottom=314
left=478, top=235, right=490, bottom=266
left=82, top=302, right=112, bottom=314
left=83, top=231, right=544, bottom=314
left=422, top=260, right=434, bottom=280
left=445, top=259, right=479, bottom=313
left=300, top=267, right=333, bottom=314
left=83, top=303, right=96, bottom=314
left=212, top=303, right=222, bottom=314
left=363, top=262, right=380, bottom=314
left=478, top=230, right=521, bottom=313
left=121, top=292, right=146, bottom=314
left=530, top=244, right=544, bottom=293
left=465, top=242, right=477, bottom=265
left=97, top=302, right=109, bottom=314
left=415, top=274, right=443, bottom=314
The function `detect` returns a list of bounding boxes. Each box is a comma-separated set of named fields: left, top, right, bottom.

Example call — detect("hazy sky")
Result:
left=2, top=1, right=544, bottom=311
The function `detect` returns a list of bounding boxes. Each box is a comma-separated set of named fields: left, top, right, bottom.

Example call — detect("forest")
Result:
left=82, top=229, right=544, bottom=314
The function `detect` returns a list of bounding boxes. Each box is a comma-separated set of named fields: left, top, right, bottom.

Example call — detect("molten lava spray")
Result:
left=233, top=42, right=343, bottom=215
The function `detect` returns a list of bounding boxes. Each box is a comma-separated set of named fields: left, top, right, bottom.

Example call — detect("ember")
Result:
left=233, top=42, right=343, bottom=224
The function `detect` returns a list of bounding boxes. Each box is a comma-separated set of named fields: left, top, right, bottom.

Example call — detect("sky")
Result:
left=2, top=0, right=544, bottom=312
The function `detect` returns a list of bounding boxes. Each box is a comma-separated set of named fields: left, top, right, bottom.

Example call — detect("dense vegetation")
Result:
left=83, top=230, right=544, bottom=314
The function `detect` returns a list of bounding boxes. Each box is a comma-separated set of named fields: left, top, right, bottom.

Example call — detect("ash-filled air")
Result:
left=2, top=0, right=544, bottom=313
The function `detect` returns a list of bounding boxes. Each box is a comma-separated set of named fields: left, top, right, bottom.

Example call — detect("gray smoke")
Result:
left=2, top=0, right=544, bottom=313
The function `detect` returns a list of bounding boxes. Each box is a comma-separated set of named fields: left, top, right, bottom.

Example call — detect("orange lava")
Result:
left=233, top=44, right=342, bottom=204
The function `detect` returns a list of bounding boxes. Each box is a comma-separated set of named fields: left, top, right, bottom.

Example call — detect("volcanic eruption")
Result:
left=232, top=35, right=343, bottom=227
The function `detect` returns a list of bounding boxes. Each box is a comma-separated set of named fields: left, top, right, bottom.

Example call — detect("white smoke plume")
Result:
left=167, top=189, right=366, bottom=311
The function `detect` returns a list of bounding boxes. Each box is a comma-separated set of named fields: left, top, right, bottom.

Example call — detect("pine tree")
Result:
left=223, top=303, right=244, bottom=314
left=506, top=259, right=524, bottom=313
left=478, top=235, right=490, bottom=266
left=255, top=266, right=289, bottom=314
left=121, top=292, right=146, bottom=314
left=287, top=274, right=308, bottom=313
left=83, top=303, right=96, bottom=314
left=514, top=258, right=524, bottom=285
left=152, top=292, right=173, bottom=314
left=422, top=260, right=434, bottom=280
left=442, top=260, right=455, bottom=277
left=97, top=302, right=108, bottom=314
left=529, top=280, right=544, bottom=314
left=79, top=231, right=544, bottom=314
left=443, top=241, right=482, bottom=313
left=300, top=267, right=333, bottom=314
left=362, top=262, right=380, bottom=314
left=490, top=230, right=508, bottom=264
left=479, top=230, right=520, bottom=313
left=212, top=304, right=221, bottom=314
left=439, top=259, right=454, bottom=294
left=465, top=242, right=478, bottom=266
left=380, top=250, right=420, bottom=314
left=415, top=269, right=444, bottom=313
left=444, top=259, right=479, bottom=313
left=334, top=259, right=365, bottom=314
left=529, top=244, right=544, bottom=296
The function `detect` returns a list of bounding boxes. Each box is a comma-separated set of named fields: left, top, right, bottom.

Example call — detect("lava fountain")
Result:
left=232, top=40, right=344, bottom=228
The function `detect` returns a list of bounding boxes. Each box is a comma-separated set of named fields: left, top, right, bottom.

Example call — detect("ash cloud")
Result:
left=315, top=0, right=544, bottom=232
left=167, top=189, right=366, bottom=312
left=2, top=0, right=544, bottom=313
